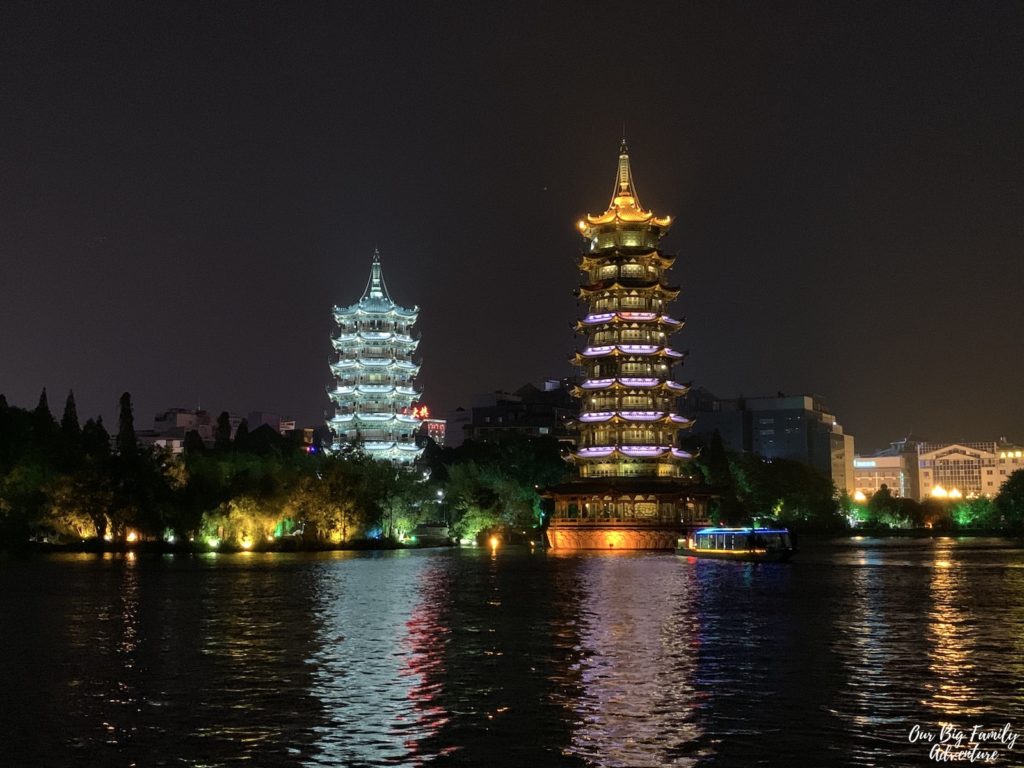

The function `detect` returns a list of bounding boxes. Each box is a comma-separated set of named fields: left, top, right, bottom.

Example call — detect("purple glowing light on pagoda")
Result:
left=579, top=412, right=616, bottom=422
left=671, top=449, right=693, bottom=459
left=618, top=344, right=660, bottom=354
left=577, top=447, right=616, bottom=457
left=619, top=377, right=660, bottom=387
left=581, top=378, right=616, bottom=389
left=582, top=345, right=616, bottom=356
left=619, top=311, right=657, bottom=321
left=619, top=411, right=663, bottom=421
left=619, top=446, right=671, bottom=457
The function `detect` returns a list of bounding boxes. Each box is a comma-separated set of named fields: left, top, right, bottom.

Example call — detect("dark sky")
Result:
left=1, top=1, right=1021, bottom=452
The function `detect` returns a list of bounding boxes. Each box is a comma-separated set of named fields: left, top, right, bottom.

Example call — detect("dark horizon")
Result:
left=2, top=1, right=1022, bottom=452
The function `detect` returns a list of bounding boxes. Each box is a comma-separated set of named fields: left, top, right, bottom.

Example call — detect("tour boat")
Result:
left=676, top=527, right=796, bottom=562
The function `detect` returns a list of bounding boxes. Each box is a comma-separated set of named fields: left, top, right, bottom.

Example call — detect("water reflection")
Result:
left=3, top=541, right=1024, bottom=768
left=924, top=540, right=980, bottom=717
left=565, top=553, right=703, bottom=767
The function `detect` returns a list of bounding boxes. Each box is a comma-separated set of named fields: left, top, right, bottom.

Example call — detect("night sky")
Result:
left=2, top=1, right=1021, bottom=451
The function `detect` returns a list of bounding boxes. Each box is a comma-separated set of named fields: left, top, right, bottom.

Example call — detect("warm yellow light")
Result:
left=126, top=531, right=138, bottom=543
left=240, top=537, right=253, bottom=550
left=488, top=535, right=499, bottom=549
left=103, top=533, right=113, bottom=543
left=948, top=488, right=962, bottom=499
left=577, top=220, right=586, bottom=230
left=931, top=485, right=948, bottom=498
left=853, top=490, right=867, bottom=502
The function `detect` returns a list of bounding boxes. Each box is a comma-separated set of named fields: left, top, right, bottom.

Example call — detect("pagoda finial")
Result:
left=611, top=137, right=640, bottom=210
left=362, top=248, right=391, bottom=302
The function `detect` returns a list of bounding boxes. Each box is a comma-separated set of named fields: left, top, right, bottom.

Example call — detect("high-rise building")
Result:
left=685, top=391, right=856, bottom=495
left=546, top=141, right=710, bottom=549
left=327, top=249, right=424, bottom=464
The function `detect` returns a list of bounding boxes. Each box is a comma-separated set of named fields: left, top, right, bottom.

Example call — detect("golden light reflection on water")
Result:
left=924, top=542, right=981, bottom=717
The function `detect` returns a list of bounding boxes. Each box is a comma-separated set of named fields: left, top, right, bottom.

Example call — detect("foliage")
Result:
left=995, top=470, right=1024, bottom=530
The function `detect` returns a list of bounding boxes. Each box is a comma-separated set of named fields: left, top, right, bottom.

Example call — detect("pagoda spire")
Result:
left=611, top=137, right=640, bottom=210
left=362, top=247, right=391, bottom=302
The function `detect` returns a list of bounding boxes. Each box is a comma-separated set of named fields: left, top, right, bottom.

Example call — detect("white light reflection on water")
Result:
left=307, top=551, right=443, bottom=766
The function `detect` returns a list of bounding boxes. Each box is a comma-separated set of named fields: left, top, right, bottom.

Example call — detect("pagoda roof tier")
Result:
left=576, top=279, right=680, bottom=299
left=572, top=378, right=690, bottom=395
left=332, top=341, right=419, bottom=355
left=333, top=331, right=418, bottom=345
left=329, top=361, right=419, bottom=377
left=577, top=249, right=676, bottom=269
left=329, top=413, right=422, bottom=425
left=572, top=345, right=685, bottom=364
left=576, top=142, right=672, bottom=237
left=332, top=358, right=419, bottom=370
left=575, top=312, right=684, bottom=331
left=571, top=411, right=693, bottom=426
left=569, top=446, right=693, bottom=461
left=339, top=442, right=424, bottom=461
left=334, top=305, right=419, bottom=320
left=330, top=384, right=421, bottom=397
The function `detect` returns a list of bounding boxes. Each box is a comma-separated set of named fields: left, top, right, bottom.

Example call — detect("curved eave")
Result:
left=579, top=209, right=672, bottom=234
left=333, top=304, right=420, bottom=320
left=570, top=446, right=693, bottom=461
left=572, top=412, right=695, bottom=426
left=576, top=280, right=681, bottom=299
left=575, top=313, right=685, bottom=332
left=572, top=379, right=691, bottom=395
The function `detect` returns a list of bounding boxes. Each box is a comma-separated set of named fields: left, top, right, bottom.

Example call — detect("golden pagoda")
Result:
left=546, top=141, right=711, bottom=549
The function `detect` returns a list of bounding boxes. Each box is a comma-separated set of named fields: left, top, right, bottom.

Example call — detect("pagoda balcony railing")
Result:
left=550, top=515, right=683, bottom=525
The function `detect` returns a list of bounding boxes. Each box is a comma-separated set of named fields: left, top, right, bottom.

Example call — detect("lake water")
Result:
left=1, top=538, right=1022, bottom=767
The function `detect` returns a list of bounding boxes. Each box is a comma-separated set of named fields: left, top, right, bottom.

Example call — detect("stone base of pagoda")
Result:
left=546, top=521, right=683, bottom=550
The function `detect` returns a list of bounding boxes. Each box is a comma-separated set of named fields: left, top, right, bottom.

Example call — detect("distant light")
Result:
left=103, top=533, right=113, bottom=543
left=206, top=537, right=221, bottom=549
left=126, top=531, right=138, bottom=543
left=240, top=537, right=253, bottom=550
left=489, top=535, right=499, bottom=549
left=949, top=488, right=962, bottom=499
left=931, top=485, right=948, bottom=498
left=853, top=490, right=867, bottom=502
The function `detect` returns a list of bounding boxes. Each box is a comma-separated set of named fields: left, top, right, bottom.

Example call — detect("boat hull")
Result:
left=675, top=547, right=794, bottom=562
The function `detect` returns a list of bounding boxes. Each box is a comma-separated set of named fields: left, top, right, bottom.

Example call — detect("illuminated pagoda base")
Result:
left=546, top=140, right=710, bottom=550
left=546, top=479, right=710, bottom=550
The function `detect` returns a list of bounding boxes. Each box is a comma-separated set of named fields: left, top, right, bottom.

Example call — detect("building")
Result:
left=546, top=141, right=710, bottom=550
left=139, top=407, right=246, bottom=453
left=419, top=418, right=447, bottom=447
left=853, top=455, right=914, bottom=499
left=687, top=392, right=856, bottom=495
left=459, top=380, right=577, bottom=445
left=443, top=407, right=472, bottom=449
left=327, top=249, right=424, bottom=464
left=917, top=440, right=1024, bottom=499
left=852, top=437, right=923, bottom=499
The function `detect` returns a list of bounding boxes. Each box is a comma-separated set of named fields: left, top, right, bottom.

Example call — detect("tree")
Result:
left=214, top=411, right=232, bottom=451
left=116, top=392, right=137, bottom=457
left=60, top=391, right=81, bottom=439
left=995, top=470, right=1024, bottom=530
left=82, top=417, right=111, bottom=460
left=234, top=419, right=250, bottom=450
